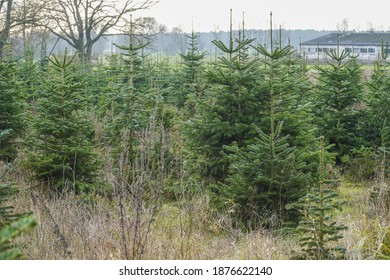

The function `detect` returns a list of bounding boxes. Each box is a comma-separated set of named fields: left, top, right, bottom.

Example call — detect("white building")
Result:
left=300, top=32, right=390, bottom=63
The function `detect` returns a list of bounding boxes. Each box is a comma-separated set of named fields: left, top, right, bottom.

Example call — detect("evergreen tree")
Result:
left=0, top=151, right=36, bottom=259
left=0, top=182, right=20, bottom=228
left=106, top=20, right=156, bottom=160
left=0, top=216, right=36, bottom=260
left=26, top=52, right=100, bottom=194
left=185, top=18, right=259, bottom=182
left=153, top=57, right=177, bottom=104
left=0, top=59, right=22, bottom=161
left=219, top=41, right=316, bottom=227
left=368, top=54, right=390, bottom=151
left=17, top=48, right=40, bottom=104
left=313, top=49, right=365, bottom=160
left=223, top=124, right=309, bottom=227
left=178, top=31, right=206, bottom=109
left=94, top=54, right=124, bottom=120
left=287, top=137, right=347, bottom=260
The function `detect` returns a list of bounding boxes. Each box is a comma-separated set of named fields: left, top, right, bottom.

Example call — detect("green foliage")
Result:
left=105, top=34, right=157, bottom=159
left=0, top=216, right=37, bottom=260
left=185, top=32, right=259, bottom=182
left=313, top=50, right=365, bottom=160
left=0, top=183, right=20, bottom=228
left=287, top=137, right=347, bottom=260
left=16, top=48, right=40, bottom=103
left=367, top=59, right=390, bottom=149
left=0, top=60, right=23, bottom=161
left=222, top=123, right=309, bottom=228
left=216, top=42, right=316, bottom=227
left=178, top=31, right=206, bottom=109
left=0, top=165, right=36, bottom=259
left=26, top=52, right=100, bottom=194
left=341, top=147, right=377, bottom=182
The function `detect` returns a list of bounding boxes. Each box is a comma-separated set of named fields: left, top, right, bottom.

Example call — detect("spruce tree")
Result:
left=0, top=153, right=36, bottom=259
left=17, top=48, right=40, bottom=104
left=26, top=52, right=100, bottom=194
left=0, top=216, right=36, bottom=260
left=368, top=54, right=390, bottom=151
left=219, top=40, right=316, bottom=227
left=0, top=182, right=20, bottom=228
left=287, top=137, right=347, bottom=260
left=106, top=18, right=156, bottom=160
left=0, top=60, right=22, bottom=161
left=185, top=13, right=259, bottom=182
left=313, top=49, right=365, bottom=160
left=178, top=31, right=206, bottom=109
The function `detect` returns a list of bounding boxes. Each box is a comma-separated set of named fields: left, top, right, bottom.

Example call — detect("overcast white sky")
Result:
left=139, top=0, right=390, bottom=32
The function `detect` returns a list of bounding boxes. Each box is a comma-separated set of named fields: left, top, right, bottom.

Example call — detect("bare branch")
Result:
left=37, top=0, right=158, bottom=62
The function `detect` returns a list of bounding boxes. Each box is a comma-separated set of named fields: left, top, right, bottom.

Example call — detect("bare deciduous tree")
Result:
left=0, top=0, right=42, bottom=58
left=0, top=0, right=13, bottom=53
left=39, top=0, right=158, bottom=63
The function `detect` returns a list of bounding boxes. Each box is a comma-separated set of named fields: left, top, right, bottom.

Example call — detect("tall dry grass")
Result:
left=2, top=112, right=390, bottom=260
left=3, top=111, right=294, bottom=260
left=11, top=180, right=295, bottom=259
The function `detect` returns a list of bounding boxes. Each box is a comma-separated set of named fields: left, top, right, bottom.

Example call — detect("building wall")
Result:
left=301, top=44, right=387, bottom=63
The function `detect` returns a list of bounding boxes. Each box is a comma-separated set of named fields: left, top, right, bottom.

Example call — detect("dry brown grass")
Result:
left=3, top=153, right=389, bottom=261
left=11, top=181, right=296, bottom=260
left=7, top=162, right=390, bottom=260
left=337, top=182, right=390, bottom=259
left=3, top=110, right=389, bottom=260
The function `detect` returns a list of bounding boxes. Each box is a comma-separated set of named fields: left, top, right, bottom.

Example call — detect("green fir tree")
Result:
left=185, top=12, right=259, bottom=182
left=0, top=153, right=36, bottom=259
left=0, top=59, right=22, bottom=161
left=106, top=18, right=156, bottom=160
left=313, top=49, right=365, bottom=160
left=287, top=137, right=347, bottom=260
left=0, top=216, right=36, bottom=260
left=368, top=52, right=390, bottom=151
left=26, top=52, right=100, bottom=194
left=220, top=40, right=316, bottom=227
left=178, top=30, right=206, bottom=109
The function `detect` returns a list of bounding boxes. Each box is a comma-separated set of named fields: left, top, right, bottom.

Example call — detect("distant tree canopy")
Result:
left=37, top=0, right=158, bottom=63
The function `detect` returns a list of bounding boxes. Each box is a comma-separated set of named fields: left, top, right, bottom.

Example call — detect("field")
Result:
left=6, top=162, right=389, bottom=260
left=2, top=29, right=390, bottom=260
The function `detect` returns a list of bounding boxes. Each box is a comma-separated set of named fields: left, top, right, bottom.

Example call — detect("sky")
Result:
left=139, top=0, right=390, bottom=32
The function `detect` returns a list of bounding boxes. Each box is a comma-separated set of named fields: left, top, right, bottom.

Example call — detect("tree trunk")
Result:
left=0, top=0, right=13, bottom=60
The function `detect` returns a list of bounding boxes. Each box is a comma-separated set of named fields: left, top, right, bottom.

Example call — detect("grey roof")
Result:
left=301, top=32, right=390, bottom=46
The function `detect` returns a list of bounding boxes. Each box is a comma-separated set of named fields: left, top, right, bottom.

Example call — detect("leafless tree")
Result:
left=0, top=0, right=12, bottom=53
left=38, top=0, right=158, bottom=63
left=337, top=18, right=349, bottom=33
left=0, top=0, right=42, bottom=58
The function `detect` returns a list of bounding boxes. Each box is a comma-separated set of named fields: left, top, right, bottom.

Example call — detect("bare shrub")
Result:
left=106, top=111, right=164, bottom=259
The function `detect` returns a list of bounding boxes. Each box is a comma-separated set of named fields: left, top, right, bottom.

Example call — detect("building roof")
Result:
left=301, top=32, right=390, bottom=46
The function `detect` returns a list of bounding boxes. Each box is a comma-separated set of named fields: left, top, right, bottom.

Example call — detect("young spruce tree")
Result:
left=0, top=145, right=36, bottom=259
left=221, top=27, right=316, bottom=227
left=106, top=17, right=155, bottom=160
left=185, top=11, right=259, bottom=183
left=26, top=51, right=100, bottom=194
left=0, top=59, right=22, bottom=161
left=178, top=30, right=206, bottom=110
left=287, top=137, right=347, bottom=260
left=313, top=49, right=365, bottom=160
left=368, top=48, right=390, bottom=152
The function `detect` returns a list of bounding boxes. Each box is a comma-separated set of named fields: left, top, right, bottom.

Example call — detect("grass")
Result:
left=12, top=184, right=295, bottom=259
left=337, top=181, right=390, bottom=259
left=3, top=158, right=389, bottom=260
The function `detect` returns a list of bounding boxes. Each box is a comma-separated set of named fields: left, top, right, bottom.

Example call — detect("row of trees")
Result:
left=1, top=13, right=390, bottom=259
left=0, top=0, right=158, bottom=61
